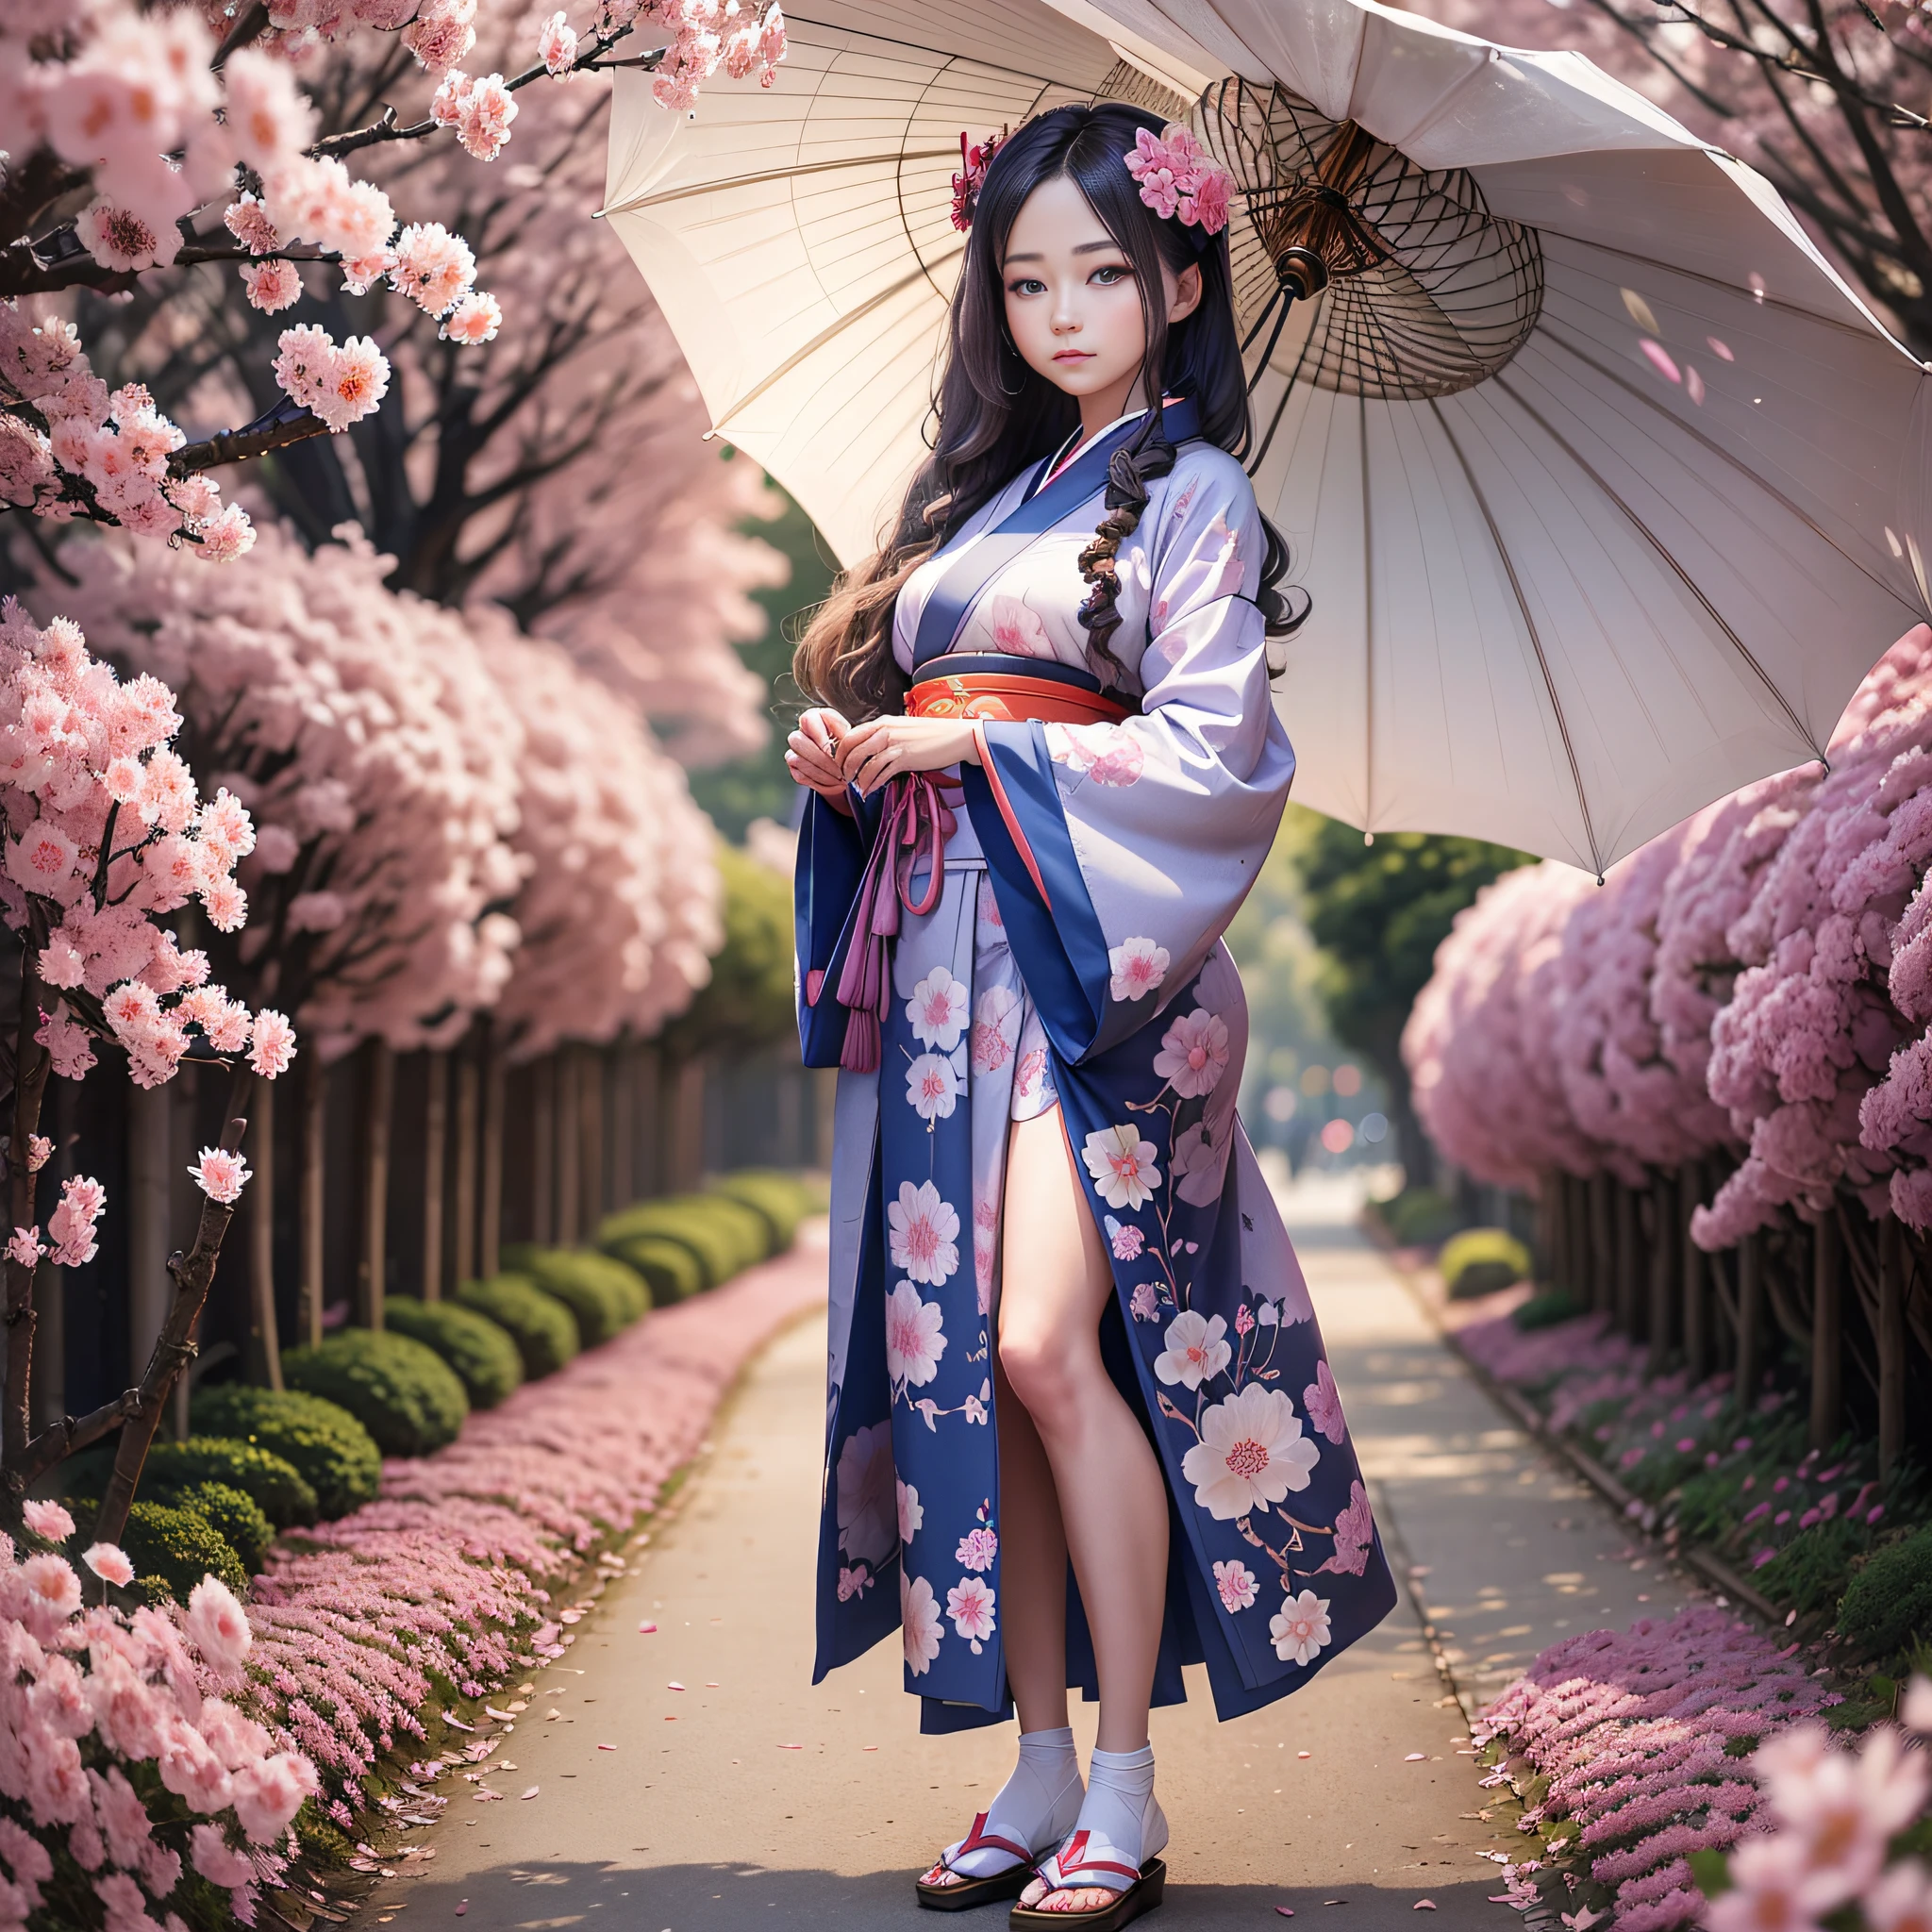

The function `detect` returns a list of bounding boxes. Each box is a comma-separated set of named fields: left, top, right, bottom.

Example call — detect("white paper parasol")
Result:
left=602, top=0, right=1932, bottom=872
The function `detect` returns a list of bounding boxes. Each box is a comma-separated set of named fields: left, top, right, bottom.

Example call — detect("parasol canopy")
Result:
left=602, top=0, right=1932, bottom=873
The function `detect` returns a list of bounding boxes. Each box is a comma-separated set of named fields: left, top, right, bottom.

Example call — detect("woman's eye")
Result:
left=1008, top=276, right=1045, bottom=297
left=1091, top=264, right=1129, bottom=285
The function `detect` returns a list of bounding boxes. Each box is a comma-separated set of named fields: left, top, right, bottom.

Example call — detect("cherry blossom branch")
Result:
left=93, top=1084, right=254, bottom=1547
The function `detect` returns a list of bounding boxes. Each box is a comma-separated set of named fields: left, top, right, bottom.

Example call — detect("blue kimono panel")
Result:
left=798, top=404, right=1397, bottom=1734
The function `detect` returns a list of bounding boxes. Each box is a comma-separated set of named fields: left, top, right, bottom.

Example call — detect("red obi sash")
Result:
left=908, top=653, right=1134, bottom=726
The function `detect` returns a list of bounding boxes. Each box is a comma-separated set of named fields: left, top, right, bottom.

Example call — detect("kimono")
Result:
left=797, top=399, right=1396, bottom=1735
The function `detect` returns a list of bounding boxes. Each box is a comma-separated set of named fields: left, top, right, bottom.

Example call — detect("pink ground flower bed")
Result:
left=244, top=1234, right=826, bottom=1823
left=1475, top=1607, right=1835, bottom=1932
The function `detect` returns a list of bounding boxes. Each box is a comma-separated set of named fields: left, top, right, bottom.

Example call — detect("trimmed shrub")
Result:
left=1374, top=1185, right=1465, bottom=1249
left=500, top=1247, right=648, bottom=1344
left=706, top=1170, right=822, bottom=1252
left=173, top=1481, right=274, bottom=1573
left=455, top=1274, right=578, bottom=1379
left=282, top=1329, right=470, bottom=1457
left=1511, top=1289, right=1582, bottom=1332
left=596, top=1193, right=768, bottom=1288
left=142, top=1436, right=318, bottom=1528
left=1838, top=1527, right=1932, bottom=1659
left=605, top=1232, right=706, bottom=1307
left=1441, top=1226, right=1532, bottom=1301
left=119, top=1497, right=248, bottom=1602
left=385, top=1296, right=524, bottom=1408
left=190, top=1384, right=382, bottom=1520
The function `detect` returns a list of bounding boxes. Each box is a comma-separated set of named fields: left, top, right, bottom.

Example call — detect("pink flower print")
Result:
left=1015, top=1047, right=1047, bottom=1101
left=1108, top=936, right=1169, bottom=1002
left=836, top=1564, right=873, bottom=1602
left=975, top=875, right=1005, bottom=930
left=946, top=1576, right=996, bottom=1653
left=1304, top=1360, right=1347, bottom=1445
left=988, top=594, right=1053, bottom=659
left=1107, top=1216, right=1145, bottom=1260
left=1154, top=1310, right=1231, bottom=1391
left=906, top=1053, right=958, bottom=1123
left=907, top=965, right=969, bottom=1050
left=901, top=1572, right=942, bottom=1676
left=897, top=1479, right=924, bottom=1546
left=1170, top=1122, right=1229, bottom=1208
left=886, top=1281, right=948, bottom=1388
left=1154, top=1008, right=1230, bottom=1098
left=1057, top=724, right=1146, bottom=788
left=889, top=1180, right=960, bottom=1285
left=1181, top=1385, right=1320, bottom=1520
left=963, top=1391, right=988, bottom=1424
left=972, top=984, right=1020, bottom=1074
left=1269, top=1588, right=1333, bottom=1666
left=1318, top=1480, right=1374, bottom=1578
left=834, top=1422, right=895, bottom=1565
left=956, top=1526, right=998, bottom=1573
left=973, top=1197, right=996, bottom=1313
left=1129, top=1282, right=1160, bottom=1323
left=1213, top=1559, right=1258, bottom=1612
left=1081, top=1124, right=1161, bottom=1210
left=1088, top=739, right=1144, bottom=787
left=1234, top=1303, right=1255, bottom=1338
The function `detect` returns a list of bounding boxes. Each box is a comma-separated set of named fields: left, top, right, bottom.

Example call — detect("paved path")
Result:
left=383, top=1176, right=1698, bottom=1932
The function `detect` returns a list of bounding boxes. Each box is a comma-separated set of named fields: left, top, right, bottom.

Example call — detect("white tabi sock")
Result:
left=942, top=1726, right=1083, bottom=1878
left=1049, top=1743, right=1167, bottom=1895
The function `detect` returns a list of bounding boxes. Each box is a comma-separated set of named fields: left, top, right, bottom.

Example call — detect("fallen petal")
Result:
left=455, top=1907, right=467, bottom=1919
left=1276, top=1911, right=1295, bottom=1920
left=597, top=1743, right=617, bottom=1752
left=1404, top=1753, right=1426, bottom=1762
left=520, top=1787, right=539, bottom=1801
left=668, top=1682, right=686, bottom=1691
left=638, top=1622, right=658, bottom=1634
left=1414, top=1904, right=1437, bottom=1913
left=777, top=1742, right=803, bottom=1750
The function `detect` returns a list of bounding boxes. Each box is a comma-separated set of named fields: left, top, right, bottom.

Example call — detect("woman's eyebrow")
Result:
left=1002, top=240, right=1124, bottom=266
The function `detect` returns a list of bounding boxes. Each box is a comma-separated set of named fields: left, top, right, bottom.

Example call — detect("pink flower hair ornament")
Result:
left=1124, top=124, right=1235, bottom=237
left=951, top=130, right=1005, bottom=233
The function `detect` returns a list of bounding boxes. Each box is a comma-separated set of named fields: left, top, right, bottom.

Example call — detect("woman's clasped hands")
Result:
left=785, top=706, right=981, bottom=811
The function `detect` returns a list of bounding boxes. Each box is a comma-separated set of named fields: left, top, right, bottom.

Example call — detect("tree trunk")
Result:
left=452, top=1041, right=478, bottom=1290
left=358, top=1038, right=392, bottom=1329
left=1879, top=1211, right=1907, bottom=1481
left=1615, top=1178, right=1642, bottom=1338
left=126, top=1082, right=172, bottom=1374
left=670, top=1056, right=708, bottom=1193
left=246, top=1076, right=283, bottom=1389
left=634, top=1042, right=660, bottom=1199
left=554, top=1048, right=578, bottom=1246
left=609, top=1039, right=634, bottom=1217
left=1809, top=1211, right=1842, bottom=1453
left=479, top=1021, right=504, bottom=1277
left=299, top=1047, right=325, bottom=1348
left=1589, top=1171, right=1613, bottom=1313
left=1681, top=1159, right=1707, bottom=1381
left=95, top=1102, right=253, bottom=1544
left=1646, top=1169, right=1676, bottom=1373
left=580, top=1044, right=604, bottom=1233
left=1737, top=1229, right=1764, bottom=1410
left=421, top=1051, right=447, bottom=1301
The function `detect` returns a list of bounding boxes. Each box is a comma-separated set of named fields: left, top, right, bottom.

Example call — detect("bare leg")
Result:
left=1000, top=1106, right=1169, bottom=1912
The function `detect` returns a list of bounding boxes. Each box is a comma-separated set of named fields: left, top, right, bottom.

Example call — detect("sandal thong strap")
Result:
left=1037, top=1829, right=1141, bottom=1895
left=941, top=1811, right=1034, bottom=1875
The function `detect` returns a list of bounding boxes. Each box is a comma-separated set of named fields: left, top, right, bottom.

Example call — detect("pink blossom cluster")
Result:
left=0, top=1522, right=318, bottom=1932
left=1703, top=1687, right=1932, bottom=1932
left=1404, top=626, right=1932, bottom=1245
left=0, top=308, right=255, bottom=558
left=243, top=1240, right=823, bottom=1818
left=0, top=597, right=295, bottom=1094
left=1474, top=1607, right=1835, bottom=1932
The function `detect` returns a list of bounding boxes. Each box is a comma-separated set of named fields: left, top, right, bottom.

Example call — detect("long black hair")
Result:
left=793, top=100, right=1305, bottom=717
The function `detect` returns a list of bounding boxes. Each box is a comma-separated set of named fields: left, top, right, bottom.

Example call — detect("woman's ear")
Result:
left=1169, top=262, right=1204, bottom=325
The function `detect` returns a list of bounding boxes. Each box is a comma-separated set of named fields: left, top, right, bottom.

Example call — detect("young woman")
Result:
left=786, top=103, right=1395, bottom=1928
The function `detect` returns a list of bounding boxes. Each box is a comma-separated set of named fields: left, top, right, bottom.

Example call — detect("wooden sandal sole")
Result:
left=1008, top=1857, right=1166, bottom=1930
left=916, top=1861, right=1039, bottom=1912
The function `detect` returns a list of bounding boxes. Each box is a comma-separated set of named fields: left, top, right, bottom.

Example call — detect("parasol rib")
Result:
left=602, top=146, right=961, bottom=217
left=1427, top=397, right=1605, bottom=878
left=1491, top=372, right=1825, bottom=760
left=1533, top=320, right=1920, bottom=620
left=709, top=250, right=961, bottom=432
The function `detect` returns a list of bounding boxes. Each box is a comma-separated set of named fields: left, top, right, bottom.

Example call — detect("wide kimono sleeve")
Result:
left=961, top=449, right=1295, bottom=1062
left=792, top=787, right=883, bottom=1068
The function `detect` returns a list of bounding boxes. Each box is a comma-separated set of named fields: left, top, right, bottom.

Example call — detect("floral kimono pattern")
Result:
left=798, top=409, right=1396, bottom=1733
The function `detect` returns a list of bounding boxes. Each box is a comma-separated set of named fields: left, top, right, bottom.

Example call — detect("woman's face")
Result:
left=1001, top=173, right=1201, bottom=421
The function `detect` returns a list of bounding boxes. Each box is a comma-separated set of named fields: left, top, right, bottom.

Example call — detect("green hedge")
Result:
left=499, top=1247, right=648, bottom=1344
left=142, top=1436, right=318, bottom=1529
left=705, top=1170, right=822, bottom=1253
left=1440, top=1226, right=1532, bottom=1301
left=190, top=1385, right=382, bottom=1521
left=596, top=1193, right=769, bottom=1289
left=1838, top=1527, right=1932, bottom=1659
left=455, top=1274, right=578, bottom=1379
left=173, top=1481, right=274, bottom=1574
left=78, top=1497, right=250, bottom=1604
left=282, top=1330, right=470, bottom=1457
left=605, top=1232, right=707, bottom=1307
left=385, top=1297, right=524, bottom=1408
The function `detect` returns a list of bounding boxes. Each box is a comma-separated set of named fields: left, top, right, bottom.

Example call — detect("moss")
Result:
left=383, top=1297, right=524, bottom=1408
left=453, top=1274, right=578, bottom=1379
left=282, top=1329, right=470, bottom=1457
left=1440, top=1226, right=1533, bottom=1300
left=189, top=1385, right=383, bottom=1520
left=498, top=1247, right=648, bottom=1344
left=172, top=1481, right=275, bottom=1574
left=1753, top=1517, right=1866, bottom=1623
left=1838, top=1526, right=1932, bottom=1660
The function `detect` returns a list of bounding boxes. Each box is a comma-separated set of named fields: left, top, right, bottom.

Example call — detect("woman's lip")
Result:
left=1053, top=350, right=1093, bottom=361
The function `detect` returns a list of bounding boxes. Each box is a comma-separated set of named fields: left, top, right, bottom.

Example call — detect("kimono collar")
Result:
left=911, top=396, right=1202, bottom=671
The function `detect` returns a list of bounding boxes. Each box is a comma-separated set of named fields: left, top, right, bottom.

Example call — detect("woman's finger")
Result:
left=851, top=742, right=898, bottom=795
